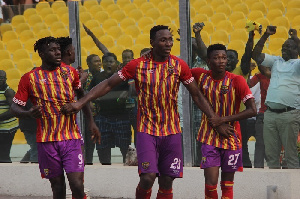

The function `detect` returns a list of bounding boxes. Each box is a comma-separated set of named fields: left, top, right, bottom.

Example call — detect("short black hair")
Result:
left=86, top=54, right=100, bottom=65
left=207, top=44, right=227, bottom=58
left=34, top=37, right=58, bottom=53
left=150, top=25, right=169, bottom=40
left=122, top=49, right=134, bottom=57
left=57, top=37, right=72, bottom=56
left=102, top=52, right=117, bottom=62
left=227, top=49, right=239, bottom=58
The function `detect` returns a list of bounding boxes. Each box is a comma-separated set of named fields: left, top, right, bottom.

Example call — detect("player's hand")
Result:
left=214, top=123, right=235, bottom=139
left=193, top=22, right=204, bottom=34
left=60, top=102, right=81, bottom=115
left=289, top=29, right=298, bottom=40
left=29, top=105, right=42, bottom=118
left=208, top=116, right=224, bottom=128
left=265, top=26, right=276, bottom=36
left=78, top=66, right=88, bottom=84
left=89, top=121, right=101, bottom=144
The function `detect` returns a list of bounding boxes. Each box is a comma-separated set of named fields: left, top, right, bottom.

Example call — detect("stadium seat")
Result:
left=36, top=29, right=53, bottom=39
left=199, top=30, right=210, bottom=45
left=35, top=2, right=50, bottom=13
left=233, top=19, right=247, bottom=30
left=210, top=13, right=227, bottom=25
left=270, top=16, right=290, bottom=29
left=44, top=14, right=60, bottom=26
left=19, top=30, right=36, bottom=43
left=110, top=45, right=125, bottom=61
left=94, top=11, right=109, bottom=24
left=171, top=42, right=180, bottom=56
left=267, top=38, right=285, bottom=53
left=11, top=15, right=26, bottom=28
left=81, top=56, right=88, bottom=70
left=145, top=8, right=161, bottom=21
left=134, top=33, right=150, bottom=46
left=50, top=21, right=66, bottom=31
left=79, top=12, right=93, bottom=24
left=287, top=0, right=300, bottom=10
left=102, top=18, right=118, bottom=31
left=139, top=2, right=155, bottom=14
left=16, top=59, right=34, bottom=75
left=7, top=79, right=20, bottom=91
left=167, top=23, right=178, bottom=35
left=232, top=3, right=249, bottom=16
left=6, top=67, right=22, bottom=80
left=0, top=49, right=11, bottom=60
left=39, top=7, right=55, bottom=19
left=198, top=5, right=214, bottom=17
left=111, top=10, right=126, bottom=21
left=245, top=0, right=260, bottom=7
left=12, top=49, right=30, bottom=62
left=128, top=9, right=144, bottom=21
left=256, top=17, right=270, bottom=29
left=133, top=0, right=147, bottom=7
left=89, top=5, right=104, bottom=17
left=23, top=38, right=37, bottom=52
left=106, top=4, right=121, bottom=13
left=116, top=0, right=131, bottom=7
left=0, top=41, right=4, bottom=50
left=84, top=19, right=100, bottom=30
left=81, top=36, right=96, bottom=49
left=107, top=26, right=123, bottom=39
left=202, top=21, right=214, bottom=34
left=28, top=14, right=43, bottom=26
left=228, top=11, right=245, bottom=24
left=227, top=40, right=246, bottom=52
left=292, top=15, right=300, bottom=27
left=215, top=20, right=234, bottom=33
left=2, top=31, right=18, bottom=43
left=23, top=8, right=37, bottom=20
left=32, top=52, right=41, bottom=62
left=90, top=27, right=105, bottom=38
left=210, top=0, right=225, bottom=9
left=80, top=26, right=88, bottom=37
left=247, top=10, right=264, bottom=21
left=55, top=6, right=68, bottom=18
left=81, top=47, right=88, bottom=57
left=89, top=46, right=104, bottom=57
left=124, top=25, right=141, bottom=39
left=0, top=59, right=15, bottom=70
left=271, top=26, right=289, bottom=39
left=157, top=1, right=173, bottom=13
left=137, top=17, right=154, bottom=30
left=251, top=2, right=267, bottom=15
left=61, top=13, right=69, bottom=26
left=79, top=5, right=88, bottom=13
left=83, top=0, right=98, bottom=9
left=192, top=0, right=207, bottom=10
left=123, top=3, right=138, bottom=15
left=190, top=7, right=196, bottom=19
left=116, top=34, right=134, bottom=48
left=99, top=35, right=115, bottom=48
left=15, top=23, right=31, bottom=35
left=5, top=39, right=23, bottom=54
left=227, top=0, right=242, bottom=8
left=163, top=7, right=178, bottom=21
left=0, top=23, right=13, bottom=35
left=211, top=30, right=229, bottom=44
left=99, top=0, right=115, bottom=8
left=192, top=14, right=208, bottom=24
left=53, top=28, right=69, bottom=37
left=156, top=16, right=172, bottom=26
left=149, top=0, right=161, bottom=6
left=131, top=44, right=145, bottom=57
left=268, top=1, right=285, bottom=13
left=285, top=8, right=300, bottom=22
left=141, top=24, right=154, bottom=34
left=120, top=18, right=136, bottom=30
left=266, top=9, right=283, bottom=21
left=215, top=4, right=232, bottom=16
left=32, top=22, right=48, bottom=34
left=51, top=0, right=66, bottom=12
left=263, top=0, right=275, bottom=7
left=230, top=29, right=248, bottom=43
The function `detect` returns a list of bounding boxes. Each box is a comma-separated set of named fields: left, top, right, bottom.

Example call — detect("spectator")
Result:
left=0, top=70, right=19, bottom=163
left=247, top=64, right=270, bottom=168
left=252, top=26, right=300, bottom=169
left=89, top=52, right=131, bottom=165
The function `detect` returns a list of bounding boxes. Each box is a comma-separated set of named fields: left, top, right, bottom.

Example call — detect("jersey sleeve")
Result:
left=190, top=68, right=206, bottom=84
left=71, top=67, right=81, bottom=90
left=118, top=59, right=138, bottom=81
left=179, top=59, right=194, bottom=85
left=233, top=75, right=254, bottom=104
left=12, top=74, right=30, bottom=106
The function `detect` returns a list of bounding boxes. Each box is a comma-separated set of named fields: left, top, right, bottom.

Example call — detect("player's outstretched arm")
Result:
left=240, top=31, right=254, bottom=76
left=61, top=73, right=123, bottom=115
left=252, top=26, right=276, bottom=65
left=193, top=22, right=208, bottom=64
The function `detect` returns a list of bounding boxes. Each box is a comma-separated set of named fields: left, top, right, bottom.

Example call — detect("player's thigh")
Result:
left=136, top=132, right=159, bottom=174
left=158, top=133, right=183, bottom=178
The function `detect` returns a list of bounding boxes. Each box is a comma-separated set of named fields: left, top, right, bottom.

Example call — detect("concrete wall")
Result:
left=0, top=163, right=300, bottom=199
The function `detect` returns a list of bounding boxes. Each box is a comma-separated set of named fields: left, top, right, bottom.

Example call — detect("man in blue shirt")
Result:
left=252, top=26, right=300, bottom=169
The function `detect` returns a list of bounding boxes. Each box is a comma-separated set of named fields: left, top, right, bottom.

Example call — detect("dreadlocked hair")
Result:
left=57, top=37, right=72, bottom=55
left=34, top=36, right=58, bottom=53
left=150, top=25, right=169, bottom=40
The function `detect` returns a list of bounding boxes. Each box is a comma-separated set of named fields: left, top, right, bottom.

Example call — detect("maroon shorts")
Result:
left=136, top=132, right=183, bottom=178
left=201, top=143, right=243, bottom=172
left=37, top=139, right=84, bottom=179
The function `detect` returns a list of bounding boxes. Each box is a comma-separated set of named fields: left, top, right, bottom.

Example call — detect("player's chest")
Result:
left=200, top=78, right=235, bottom=96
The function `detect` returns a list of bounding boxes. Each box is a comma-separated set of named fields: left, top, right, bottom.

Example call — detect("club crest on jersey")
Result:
left=142, top=162, right=150, bottom=170
left=44, top=169, right=49, bottom=176
left=61, top=71, right=69, bottom=80
left=220, top=85, right=229, bottom=94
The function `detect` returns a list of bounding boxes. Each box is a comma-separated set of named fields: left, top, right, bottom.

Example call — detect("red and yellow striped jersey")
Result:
left=119, top=55, right=194, bottom=136
left=191, top=68, right=253, bottom=150
left=13, top=63, right=82, bottom=142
